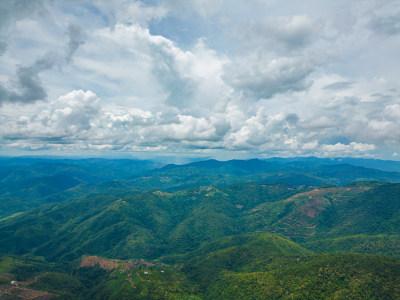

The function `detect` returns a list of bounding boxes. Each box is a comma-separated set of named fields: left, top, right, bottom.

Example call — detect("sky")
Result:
left=0, top=0, right=400, bottom=160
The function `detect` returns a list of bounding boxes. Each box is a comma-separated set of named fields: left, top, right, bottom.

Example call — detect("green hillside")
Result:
left=1, top=181, right=400, bottom=262
left=303, top=234, right=400, bottom=259
left=316, top=182, right=400, bottom=238
left=1, top=157, right=400, bottom=298
left=193, top=253, right=400, bottom=299
left=180, top=234, right=400, bottom=299
left=2, top=234, right=399, bottom=299
left=1, top=157, right=400, bottom=219
left=183, top=233, right=311, bottom=277
left=0, top=183, right=309, bottom=261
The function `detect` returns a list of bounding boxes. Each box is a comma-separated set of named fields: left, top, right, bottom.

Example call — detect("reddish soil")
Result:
left=17, top=288, right=56, bottom=299
left=80, top=256, right=123, bottom=270
left=80, top=256, right=159, bottom=271
left=0, top=285, right=56, bottom=299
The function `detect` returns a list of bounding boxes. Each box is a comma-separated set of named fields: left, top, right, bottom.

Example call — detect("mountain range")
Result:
left=0, top=156, right=400, bottom=299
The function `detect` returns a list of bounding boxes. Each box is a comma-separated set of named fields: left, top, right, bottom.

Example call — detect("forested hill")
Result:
left=1, top=181, right=400, bottom=262
left=2, top=156, right=400, bottom=219
left=136, top=158, right=400, bottom=189
left=1, top=157, right=400, bottom=298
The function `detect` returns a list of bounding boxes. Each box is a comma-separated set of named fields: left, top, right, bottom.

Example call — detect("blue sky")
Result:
left=0, top=0, right=400, bottom=160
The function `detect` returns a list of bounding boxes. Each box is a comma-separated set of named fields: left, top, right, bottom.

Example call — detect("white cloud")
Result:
left=0, top=90, right=100, bottom=141
left=320, top=142, right=375, bottom=155
left=384, top=104, right=400, bottom=120
left=368, top=120, right=392, bottom=131
left=302, top=140, right=318, bottom=150
left=155, top=115, right=220, bottom=141
left=223, top=55, right=314, bottom=99
left=1, top=0, right=400, bottom=159
left=72, top=23, right=229, bottom=112
left=239, top=15, right=323, bottom=52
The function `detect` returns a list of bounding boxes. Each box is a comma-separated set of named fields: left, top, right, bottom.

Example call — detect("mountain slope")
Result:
left=2, top=157, right=400, bottom=219
left=316, top=182, right=400, bottom=238
left=193, top=253, right=400, bottom=299
left=2, top=181, right=400, bottom=263
left=181, top=233, right=400, bottom=299
left=0, top=183, right=309, bottom=261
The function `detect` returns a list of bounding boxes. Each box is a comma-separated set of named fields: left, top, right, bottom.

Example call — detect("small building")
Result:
left=144, top=271, right=149, bottom=275
left=11, top=281, right=17, bottom=285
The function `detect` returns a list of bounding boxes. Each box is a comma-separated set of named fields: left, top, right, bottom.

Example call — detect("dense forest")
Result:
left=0, top=157, right=400, bottom=299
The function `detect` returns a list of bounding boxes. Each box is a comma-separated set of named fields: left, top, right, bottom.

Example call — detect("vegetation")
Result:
left=1, top=157, right=400, bottom=298
left=303, top=234, right=400, bottom=259
left=201, top=253, right=400, bottom=299
left=1, top=157, right=400, bottom=218
left=1, top=236, right=399, bottom=299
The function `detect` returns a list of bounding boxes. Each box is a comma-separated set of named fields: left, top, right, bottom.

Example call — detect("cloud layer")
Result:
left=0, top=0, right=399, bottom=159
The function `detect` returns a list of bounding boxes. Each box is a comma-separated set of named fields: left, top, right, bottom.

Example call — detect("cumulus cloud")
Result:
left=155, top=115, right=223, bottom=142
left=225, top=108, right=289, bottom=149
left=1, top=90, right=100, bottom=141
left=81, top=23, right=228, bottom=110
left=0, top=89, right=230, bottom=151
left=223, top=55, right=314, bottom=99
left=384, top=104, right=400, bottom=120
left=0, top=82, right=394, bottom=158
left=220, top=13, right=325, bottom=101
left=320, top=142, right=375, bottom=155
left=43, top=90, right=101, bottom=136
left=85, top=23, right=195, bottom=108
left=1, top=0, right=400, bottom=159
left=239, top=15, right=323, bottom=52
left=302, top=140, right=318, bottom=151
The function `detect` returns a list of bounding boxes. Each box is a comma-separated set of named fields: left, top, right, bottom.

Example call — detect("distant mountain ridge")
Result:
left=264, top=156, right=400, bottom=172
left=1, top=156, right=400, bottom=218
left=136, top=158, right=400, bottom=190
